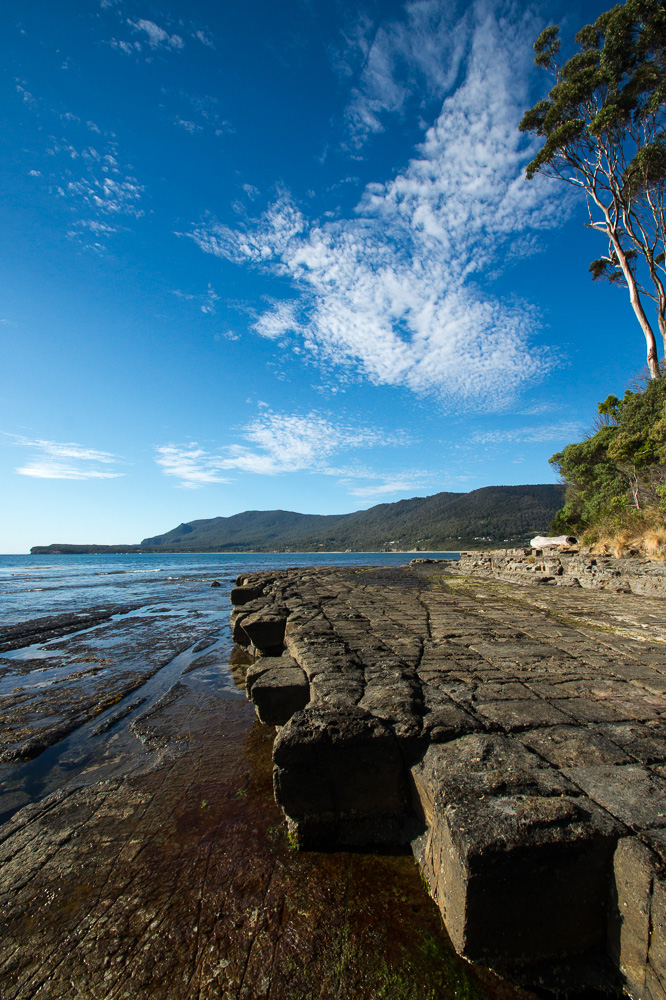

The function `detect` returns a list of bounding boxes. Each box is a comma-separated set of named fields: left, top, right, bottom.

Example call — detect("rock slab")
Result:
left=230, top=565, right=666, bottom=993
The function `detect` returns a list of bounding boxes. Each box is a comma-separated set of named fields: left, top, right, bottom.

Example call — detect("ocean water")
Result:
left=0, top=551, right=458, bottom=624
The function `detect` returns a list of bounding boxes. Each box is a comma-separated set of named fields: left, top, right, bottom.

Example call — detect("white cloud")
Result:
left=17, top=464, right=121, bottom=480
left=42, top=135, right=144, bottom=243
left=63, top=172, right=143, bottom=216
left=16, top=82, right=37, bottom=107
left=155, top=412, right=409, bottom=488
left=110, top=39, right=142, bottom=55
left=222, top=413, right=351, bottom=475
left=16, top=76, right=140, bottom=246
left=223, top=411, right=407, bottom=476
left=339, top=0, right=471, bottom=150
left=171, top=283, right=219, bottom=315
left=174, top=118, right=202, bottom=134
left=127, top=19, right=184, bottom=50
left=155, top=444, right=232, bottom=489
left=470, top=422, right=583, bottom=445
left=201, top=284, right=219, bottom=314
left=252, top=300, right=301, bottom=340
left=194, top=29, right=214, bottom=48
left=6, top=435, right=124, bottom=480
left=347, top=478, right=424, bottom=498
left=191, top=2, right=563, bottom=411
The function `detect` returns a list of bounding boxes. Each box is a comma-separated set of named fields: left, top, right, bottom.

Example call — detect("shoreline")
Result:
left=25, top=546, right=463, bottom=555
left=0, top=574, right=521, bottom=1000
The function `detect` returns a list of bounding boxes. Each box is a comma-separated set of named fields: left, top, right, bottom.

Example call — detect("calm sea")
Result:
left=0, top=551, right=458, bottom=624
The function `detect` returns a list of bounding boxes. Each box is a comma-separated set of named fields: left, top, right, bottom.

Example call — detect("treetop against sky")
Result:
left=0, top=0, right=648, bottom=551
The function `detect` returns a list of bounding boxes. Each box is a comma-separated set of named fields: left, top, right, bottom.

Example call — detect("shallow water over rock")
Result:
left=0, top=561, right=531, bottom=1000
left=0, top=657, right=528, bottom=1000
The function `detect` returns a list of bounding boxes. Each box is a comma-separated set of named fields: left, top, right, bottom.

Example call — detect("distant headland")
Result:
left=31, top=484, right=563, bottom=555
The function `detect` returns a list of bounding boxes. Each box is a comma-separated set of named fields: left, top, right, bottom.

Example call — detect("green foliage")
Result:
left=550, top=378, right=666, bottom=537
left=533, top=25, right=561, bottom=69
left=520, top=1, right=666, bottom=379
left=550, top=427, right=627, bottom=533
left=520, top=1, right=666, bottom=174
left=623, top=140, right=666, bottom=193
left=608, top=376, right=666, bottom=462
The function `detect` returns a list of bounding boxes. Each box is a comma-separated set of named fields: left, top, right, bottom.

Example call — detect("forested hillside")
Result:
left=139, top=485, right=563, bottom=552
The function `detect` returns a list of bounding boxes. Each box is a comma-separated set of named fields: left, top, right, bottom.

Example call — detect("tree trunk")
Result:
left=611, top=233, right=661, bottom=379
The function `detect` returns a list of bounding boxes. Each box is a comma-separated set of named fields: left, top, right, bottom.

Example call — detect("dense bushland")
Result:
left=550, top=377, right=666, bottom=551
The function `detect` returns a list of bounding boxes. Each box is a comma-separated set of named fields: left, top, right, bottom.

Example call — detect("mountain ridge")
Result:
left=30, top=484, right=563, bottom=554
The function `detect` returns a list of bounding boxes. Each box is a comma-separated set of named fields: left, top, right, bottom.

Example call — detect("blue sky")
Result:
left=0, top=0, right=651, bottom=552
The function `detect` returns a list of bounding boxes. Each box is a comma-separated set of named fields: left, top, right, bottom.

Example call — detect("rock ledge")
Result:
left=230, top=565, right=666, bottom=994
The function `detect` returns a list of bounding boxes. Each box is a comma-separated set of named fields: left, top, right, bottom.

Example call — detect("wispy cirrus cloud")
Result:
left=6, top=435, right=124, bottom=480
left=193, top=29, right=214, bottom=49
left=52, top=138, right=144, bottom=247
left=166, top=92, right=232, bottom=137
left=470, top=422, right=583, bottom=446
left=190, top=2, right=564, bottom=411
left=222, top=412, right=402, bottom=475
left=111, top=18, right=184, bottom=55
left=337, top=0, right=471, bottom=151
left=172, top=283, right=219, bottom=315
left=154, top=444, right=232, bottom=489
left=156, top=411, right=410, bottom=489
left=17, top=83, right=145, bottom=248
left=338, top=471, right=430, bottom=499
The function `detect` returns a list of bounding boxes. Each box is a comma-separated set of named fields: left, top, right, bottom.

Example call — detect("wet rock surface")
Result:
left=0, top=605, right=139, bottom=654
left=0, top=606, right=218, bottom=765
left=235, top=564, right=666, bottom=995
left=0, top=586, right=531, bottom=1000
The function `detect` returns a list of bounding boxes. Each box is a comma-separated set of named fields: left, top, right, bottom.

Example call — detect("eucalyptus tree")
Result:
left=519, top=0, right=666, bottom=379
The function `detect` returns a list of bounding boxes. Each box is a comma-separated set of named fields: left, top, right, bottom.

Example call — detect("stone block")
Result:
left=245, top=654, right=300, bottom=695
left=564, top=765, right=666, bottom=828
left=245, top=659, right=271, bottom=694
left=230, top=584, right=265, bottom=605
left=519, top=725, right=630, bottom=768
left=230, top=598, right=270, bottom=644
left=646, top=966, right=666, bottom=1000
left=239, top=610, right=287, bottom=651
left=411, top=734, right=574, bottom=816
left=473, top=681, right=538, bottom=700
left=273, top=706, right=410, bottom=848
left=609, top=837, right=658, bottom=992
left=553, top=697, right=658, bottom=724
left=421, top=791, right=618, bottom=967
left=419, top=693, right=481, bottom=745
left=649, top=874, right=666, bottom=999
left=410, top=737, right=620, bottom=967
left=231, top=614, right=251, bottom=645
left=249, top=665, right=310, bottom=726
left=474, top=697, right=574, bottom=731
left=599, top=723, right=666, bottom=765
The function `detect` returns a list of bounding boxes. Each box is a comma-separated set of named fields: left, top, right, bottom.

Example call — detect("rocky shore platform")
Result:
left=2, top=584, right=521, bottom=1000
left=233, top=563, right=666, bottom=997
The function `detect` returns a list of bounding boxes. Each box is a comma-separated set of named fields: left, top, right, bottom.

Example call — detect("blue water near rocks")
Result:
left=0, top=551, right=458, bottom=624
left=0, top=550, right=458, bottom=823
